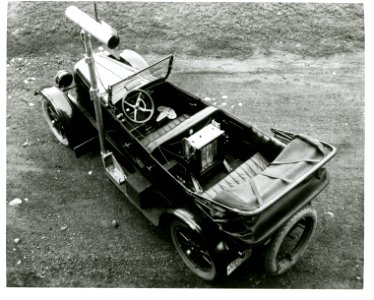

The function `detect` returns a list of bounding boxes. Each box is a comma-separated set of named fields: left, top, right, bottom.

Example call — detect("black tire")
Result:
left=170, top=220, right=222, bottom=281
left=42, top=98, right=71, bottom=147
left=265, top=206, right=317, bottom=276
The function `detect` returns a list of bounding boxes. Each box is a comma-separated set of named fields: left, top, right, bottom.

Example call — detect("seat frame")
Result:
left=145, top=106, right=218, bottom=153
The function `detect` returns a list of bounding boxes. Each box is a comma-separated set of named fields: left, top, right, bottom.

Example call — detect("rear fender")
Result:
left=164, top=207, right=238, bottom=265
left=167, top=208, right=203, bottom=233
left=163, top=207, right=222, bottom=247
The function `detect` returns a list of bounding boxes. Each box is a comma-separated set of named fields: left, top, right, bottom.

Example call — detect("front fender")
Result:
left=119, top=49, right=149, bottom=70
left=35, top=86, right=75, bottom=146
left=35, top=86, right=74, bottom=121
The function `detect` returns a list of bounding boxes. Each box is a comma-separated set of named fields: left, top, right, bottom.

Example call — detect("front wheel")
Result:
left=170, top=220, right=222, bottom=281
left=265, top=206, right=318, bottom=275
left=42, top=98, right=71, bottom=146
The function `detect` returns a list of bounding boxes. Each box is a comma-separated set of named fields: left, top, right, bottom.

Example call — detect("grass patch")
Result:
left=7, top=2, right=364, bottom=58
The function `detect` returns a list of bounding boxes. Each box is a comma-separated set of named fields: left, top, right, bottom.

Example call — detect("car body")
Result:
left=36, top=6, right=336, bottom=281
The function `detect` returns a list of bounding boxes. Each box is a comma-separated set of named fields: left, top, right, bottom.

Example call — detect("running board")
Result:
left=106, top=171, right=164, bottom=226
left=102, top=152, right=127, bottom=184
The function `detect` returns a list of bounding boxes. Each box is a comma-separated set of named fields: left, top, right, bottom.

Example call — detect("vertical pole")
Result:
left=81, top=30, right=107, bottom=155
left=94, top=3, right=99, bottom=22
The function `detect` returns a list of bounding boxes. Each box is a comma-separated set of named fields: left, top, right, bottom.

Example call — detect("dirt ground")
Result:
left=5, top=2, right=364, bottom=289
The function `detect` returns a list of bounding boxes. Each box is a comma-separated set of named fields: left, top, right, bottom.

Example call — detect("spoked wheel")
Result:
left=170, top=220, right=221, bottom=281
left=42, top=99, right=70, bottom=146
left=121, top=89, right=155, bottom=123
left=265, top=206, right=318, bottom=276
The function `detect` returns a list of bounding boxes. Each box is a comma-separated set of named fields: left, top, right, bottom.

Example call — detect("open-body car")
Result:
left=35, top=6, right=336, bottom=281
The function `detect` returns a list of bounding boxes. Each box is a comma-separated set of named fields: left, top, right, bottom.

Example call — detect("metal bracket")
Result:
left=102, top=152, right=127, bottom=184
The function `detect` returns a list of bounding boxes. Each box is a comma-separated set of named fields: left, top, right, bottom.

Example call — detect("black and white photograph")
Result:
left=5, top=0, right=366, bottom=291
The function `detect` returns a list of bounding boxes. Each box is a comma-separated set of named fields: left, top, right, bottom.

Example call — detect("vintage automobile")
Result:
left=35, top=6, right=336, bottom=281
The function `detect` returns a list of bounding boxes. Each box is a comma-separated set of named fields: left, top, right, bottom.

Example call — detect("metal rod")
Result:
left=81, top=30, right=107, bottom=155
left=94, top=3, right=99, bottom=22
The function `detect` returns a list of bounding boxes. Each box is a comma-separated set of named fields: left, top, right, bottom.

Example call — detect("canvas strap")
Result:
left=249, top=178, right=264, bottom=206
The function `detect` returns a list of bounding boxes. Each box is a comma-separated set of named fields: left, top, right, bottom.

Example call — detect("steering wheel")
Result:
left=121, top=89, right=155, bottom=123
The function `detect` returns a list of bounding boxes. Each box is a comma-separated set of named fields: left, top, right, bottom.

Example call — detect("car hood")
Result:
left=74, top=52, right=137, bottom=97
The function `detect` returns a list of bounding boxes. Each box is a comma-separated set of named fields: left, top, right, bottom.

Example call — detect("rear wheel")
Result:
left=170, top=220, right=221, bottom=281
left=42, top=98, right=71, bottom=146
left=265, top=206, right=317, bottom=275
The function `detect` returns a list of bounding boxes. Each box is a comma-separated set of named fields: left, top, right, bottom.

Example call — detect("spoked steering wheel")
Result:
left=121, top=89, right=155, bottom=123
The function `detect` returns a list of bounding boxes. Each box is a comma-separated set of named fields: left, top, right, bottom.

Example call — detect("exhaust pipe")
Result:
left=65, top=5, right=119, bottom=49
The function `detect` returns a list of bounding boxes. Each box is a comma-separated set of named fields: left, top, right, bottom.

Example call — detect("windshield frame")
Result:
left=108, top=54, right=174, bottom=104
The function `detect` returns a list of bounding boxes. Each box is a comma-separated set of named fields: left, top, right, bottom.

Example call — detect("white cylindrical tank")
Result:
left=65, top=6, right=119, bottom=49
